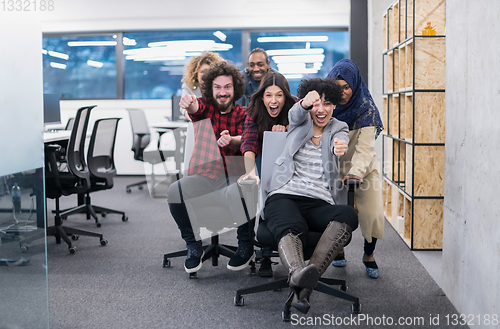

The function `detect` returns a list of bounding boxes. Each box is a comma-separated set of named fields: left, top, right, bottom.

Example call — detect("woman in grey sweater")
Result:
left=263, top=79, right=359, bottom=314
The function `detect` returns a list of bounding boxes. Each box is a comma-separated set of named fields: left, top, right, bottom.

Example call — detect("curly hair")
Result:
left=247, top=71, right=295, bottom=146
left=297, top=78, right=343, bottom=105
left=201, top=61, right=246, bottom=104
left=182, top=52, right=223, bottom=90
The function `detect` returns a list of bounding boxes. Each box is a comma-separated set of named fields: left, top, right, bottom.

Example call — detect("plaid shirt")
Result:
left=241, top=113, right=281, bottom=156
left=188, top=98, right=245, bottom=181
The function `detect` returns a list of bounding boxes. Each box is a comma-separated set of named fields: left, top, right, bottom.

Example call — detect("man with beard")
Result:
left=240, top=48, right=272, bottom=106
left=167, top=61, right=253, bottom=275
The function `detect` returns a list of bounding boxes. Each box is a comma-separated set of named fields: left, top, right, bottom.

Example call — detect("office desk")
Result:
left=43, top=130, right=71, bottom=143
left=150, top=121, right=189, bottom=172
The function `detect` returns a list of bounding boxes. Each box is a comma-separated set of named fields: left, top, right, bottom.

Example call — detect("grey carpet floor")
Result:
left=40, top=176, right=467, bottom=329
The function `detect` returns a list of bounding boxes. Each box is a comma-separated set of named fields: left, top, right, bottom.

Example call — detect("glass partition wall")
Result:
left=42, top=28, right=348, bottom=100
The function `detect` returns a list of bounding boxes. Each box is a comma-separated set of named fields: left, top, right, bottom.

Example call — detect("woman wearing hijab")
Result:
left=326, top=59, right=384, bottom=279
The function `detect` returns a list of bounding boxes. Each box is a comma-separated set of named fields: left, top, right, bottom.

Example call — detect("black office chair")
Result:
left=65, top=117, right=75, bottom=130
left=233, top=131, right=360, bottom=321
left=60, top=118, right=128, bottom=226
left=21, top=106, right=108, bottom=253
left=162, top=121, right=256, bottom=278
left=126, top=108, right=177, bottom=196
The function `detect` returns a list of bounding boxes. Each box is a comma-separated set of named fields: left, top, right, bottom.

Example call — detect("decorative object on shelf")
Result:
left=422, top=22, right=436, bottom=36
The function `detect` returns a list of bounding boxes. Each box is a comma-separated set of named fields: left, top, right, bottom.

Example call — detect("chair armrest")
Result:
left=45, top=144, right=64, bottom=193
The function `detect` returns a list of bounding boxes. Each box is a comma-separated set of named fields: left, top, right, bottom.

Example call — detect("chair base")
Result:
left=58, top=194, right=127, bottom=226
left=163, top=234, right=256, bottom=277
left=20, top=198, right=108, bottom=254
left=126, top=179, right=147, bottom=193
left=234, top=275, right=360, bottom=321
left=19, top=217, right=108, bottom=254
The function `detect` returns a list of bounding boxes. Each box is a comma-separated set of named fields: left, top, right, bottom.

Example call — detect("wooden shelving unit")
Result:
left=381, top=0, right=446, bottom=250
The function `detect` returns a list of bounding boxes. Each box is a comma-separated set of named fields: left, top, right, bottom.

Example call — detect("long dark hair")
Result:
left=247, top=71, right=295, bottom=144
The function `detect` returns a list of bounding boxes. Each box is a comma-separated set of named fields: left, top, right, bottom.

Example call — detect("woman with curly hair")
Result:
left=262, top=78, right=358, bottom=314
left=180, top=52, right=223, bottom=120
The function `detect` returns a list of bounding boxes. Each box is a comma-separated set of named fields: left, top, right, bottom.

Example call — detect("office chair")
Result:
left=65, top=117, right=75, bottom=130
left=171, top=94, right=183, bottom=121
left=20, top=106, right=108, bottom=254
left=59, top=118, right=128, bottom=226
left=126, top=108, right=177, bottom=196
left=233, top=131, right=360, bottom=321
left=162, top=121, right=256, bottom=278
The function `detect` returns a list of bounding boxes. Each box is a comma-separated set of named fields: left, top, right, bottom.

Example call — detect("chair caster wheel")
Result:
left=163, top=259, right=171, bottom=268
left=340, top=284, right=347, bottom=292
left=100, top=239, right=108, bottom=246
left=122, top=215, right=128, bottom=222
left=138, top=185, right=143, bottom=190
left=126, top=188, right=131, bottom=193
left=234, top=295, right=244, bottom=306
left=352, top=301, right=361, bottom=314
left=20, top=245, right=28, bottom=252
left=96, top=222, right=101, bottom=228
left=71, top=234, right=79, bottom=240
left=69, top=246, right=77, bottom=254
left=189, top=272, right=198, bottom=279
left=61, top=215, right=67, bottom=220
left=101, top=213, right=107, bottom=218
left=282, top=309, right=291, bottom=322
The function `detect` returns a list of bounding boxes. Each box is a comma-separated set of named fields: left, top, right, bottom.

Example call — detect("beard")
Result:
left=214, top=95, right=233, bottom=112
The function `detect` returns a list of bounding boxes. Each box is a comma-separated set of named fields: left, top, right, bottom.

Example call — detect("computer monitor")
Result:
left=43, top=93, right=61, bottom=126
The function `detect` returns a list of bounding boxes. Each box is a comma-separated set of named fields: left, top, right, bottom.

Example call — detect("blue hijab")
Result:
left=327, top=59, right=383, bottom=138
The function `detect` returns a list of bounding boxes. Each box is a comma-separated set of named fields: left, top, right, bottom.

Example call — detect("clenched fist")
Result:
left=333, top=137, right=347, bottom=156
left=300, top=90, right=321, bottom=110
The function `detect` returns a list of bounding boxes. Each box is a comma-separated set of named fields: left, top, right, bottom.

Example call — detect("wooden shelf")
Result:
left=382, top=0, right=446, bottom=250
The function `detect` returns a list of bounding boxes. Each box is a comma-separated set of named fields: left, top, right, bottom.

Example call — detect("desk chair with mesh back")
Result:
left=21, top=106, right=108, bottom=253
left=171, top=94, right=184, bottom=121
left=162, top=122, right=257, bottom=278
left=126, top=108, right=177, bottom=195
left=58, top=117, right=127, bottom=226
left=233, top=131, right=360, bottom=321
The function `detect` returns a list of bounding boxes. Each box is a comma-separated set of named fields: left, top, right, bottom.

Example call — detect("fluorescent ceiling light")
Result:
left=42, top=49, right=47, bottom=55
left=123, top=37, right=137, bottom=46
left=68, top=41, right=117, bottom=47
left=213, top=31, right=227, bottom=42
left=266, top=48, right=324, bottom=56
left=283, top=74, right=304, bottom=80
left=87, top=60, right=103, bottom=68
left=50, top=62, right=66, bottom=70
left=271, top=54, right=325, bottom=64
left=147, top=40, right=232, bottom=51
left=48, top=51, right=69, bottom=60
left=257, top=36, right=328, bottom=43
left=125, top=41, right=231, bottom=62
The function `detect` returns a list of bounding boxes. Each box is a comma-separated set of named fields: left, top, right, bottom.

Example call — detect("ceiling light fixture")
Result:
left=257, top=36, right=328, bottom=43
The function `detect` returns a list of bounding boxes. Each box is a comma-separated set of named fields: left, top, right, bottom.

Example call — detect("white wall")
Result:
left=442, top=0, right=500, bottom=321
left=0, top=13, right=44, bottom=176
left=40, top=0, right=350, bottom=32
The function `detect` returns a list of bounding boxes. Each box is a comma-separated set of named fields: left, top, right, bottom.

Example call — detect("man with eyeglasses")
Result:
left=168, top=61, right=254, bottom=275
left=240, top=48, right=272, bottom=107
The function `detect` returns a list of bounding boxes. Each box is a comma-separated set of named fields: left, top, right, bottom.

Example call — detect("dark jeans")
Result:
left=263, top=193, right=358, bottom=247
left=167, top=174, right=250, bottom=247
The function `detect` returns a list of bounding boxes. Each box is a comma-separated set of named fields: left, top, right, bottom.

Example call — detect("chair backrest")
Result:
left=87, top=118, right=121, bottom=186
left=65, top=117, right=75, bottom=130
left=171, top=94, right=182, bottom=121
left=65, top=105, right=95, bottom=190
left=127, top=108, right=151, bottom=161
left=260, top=131, right=287, bottom=208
